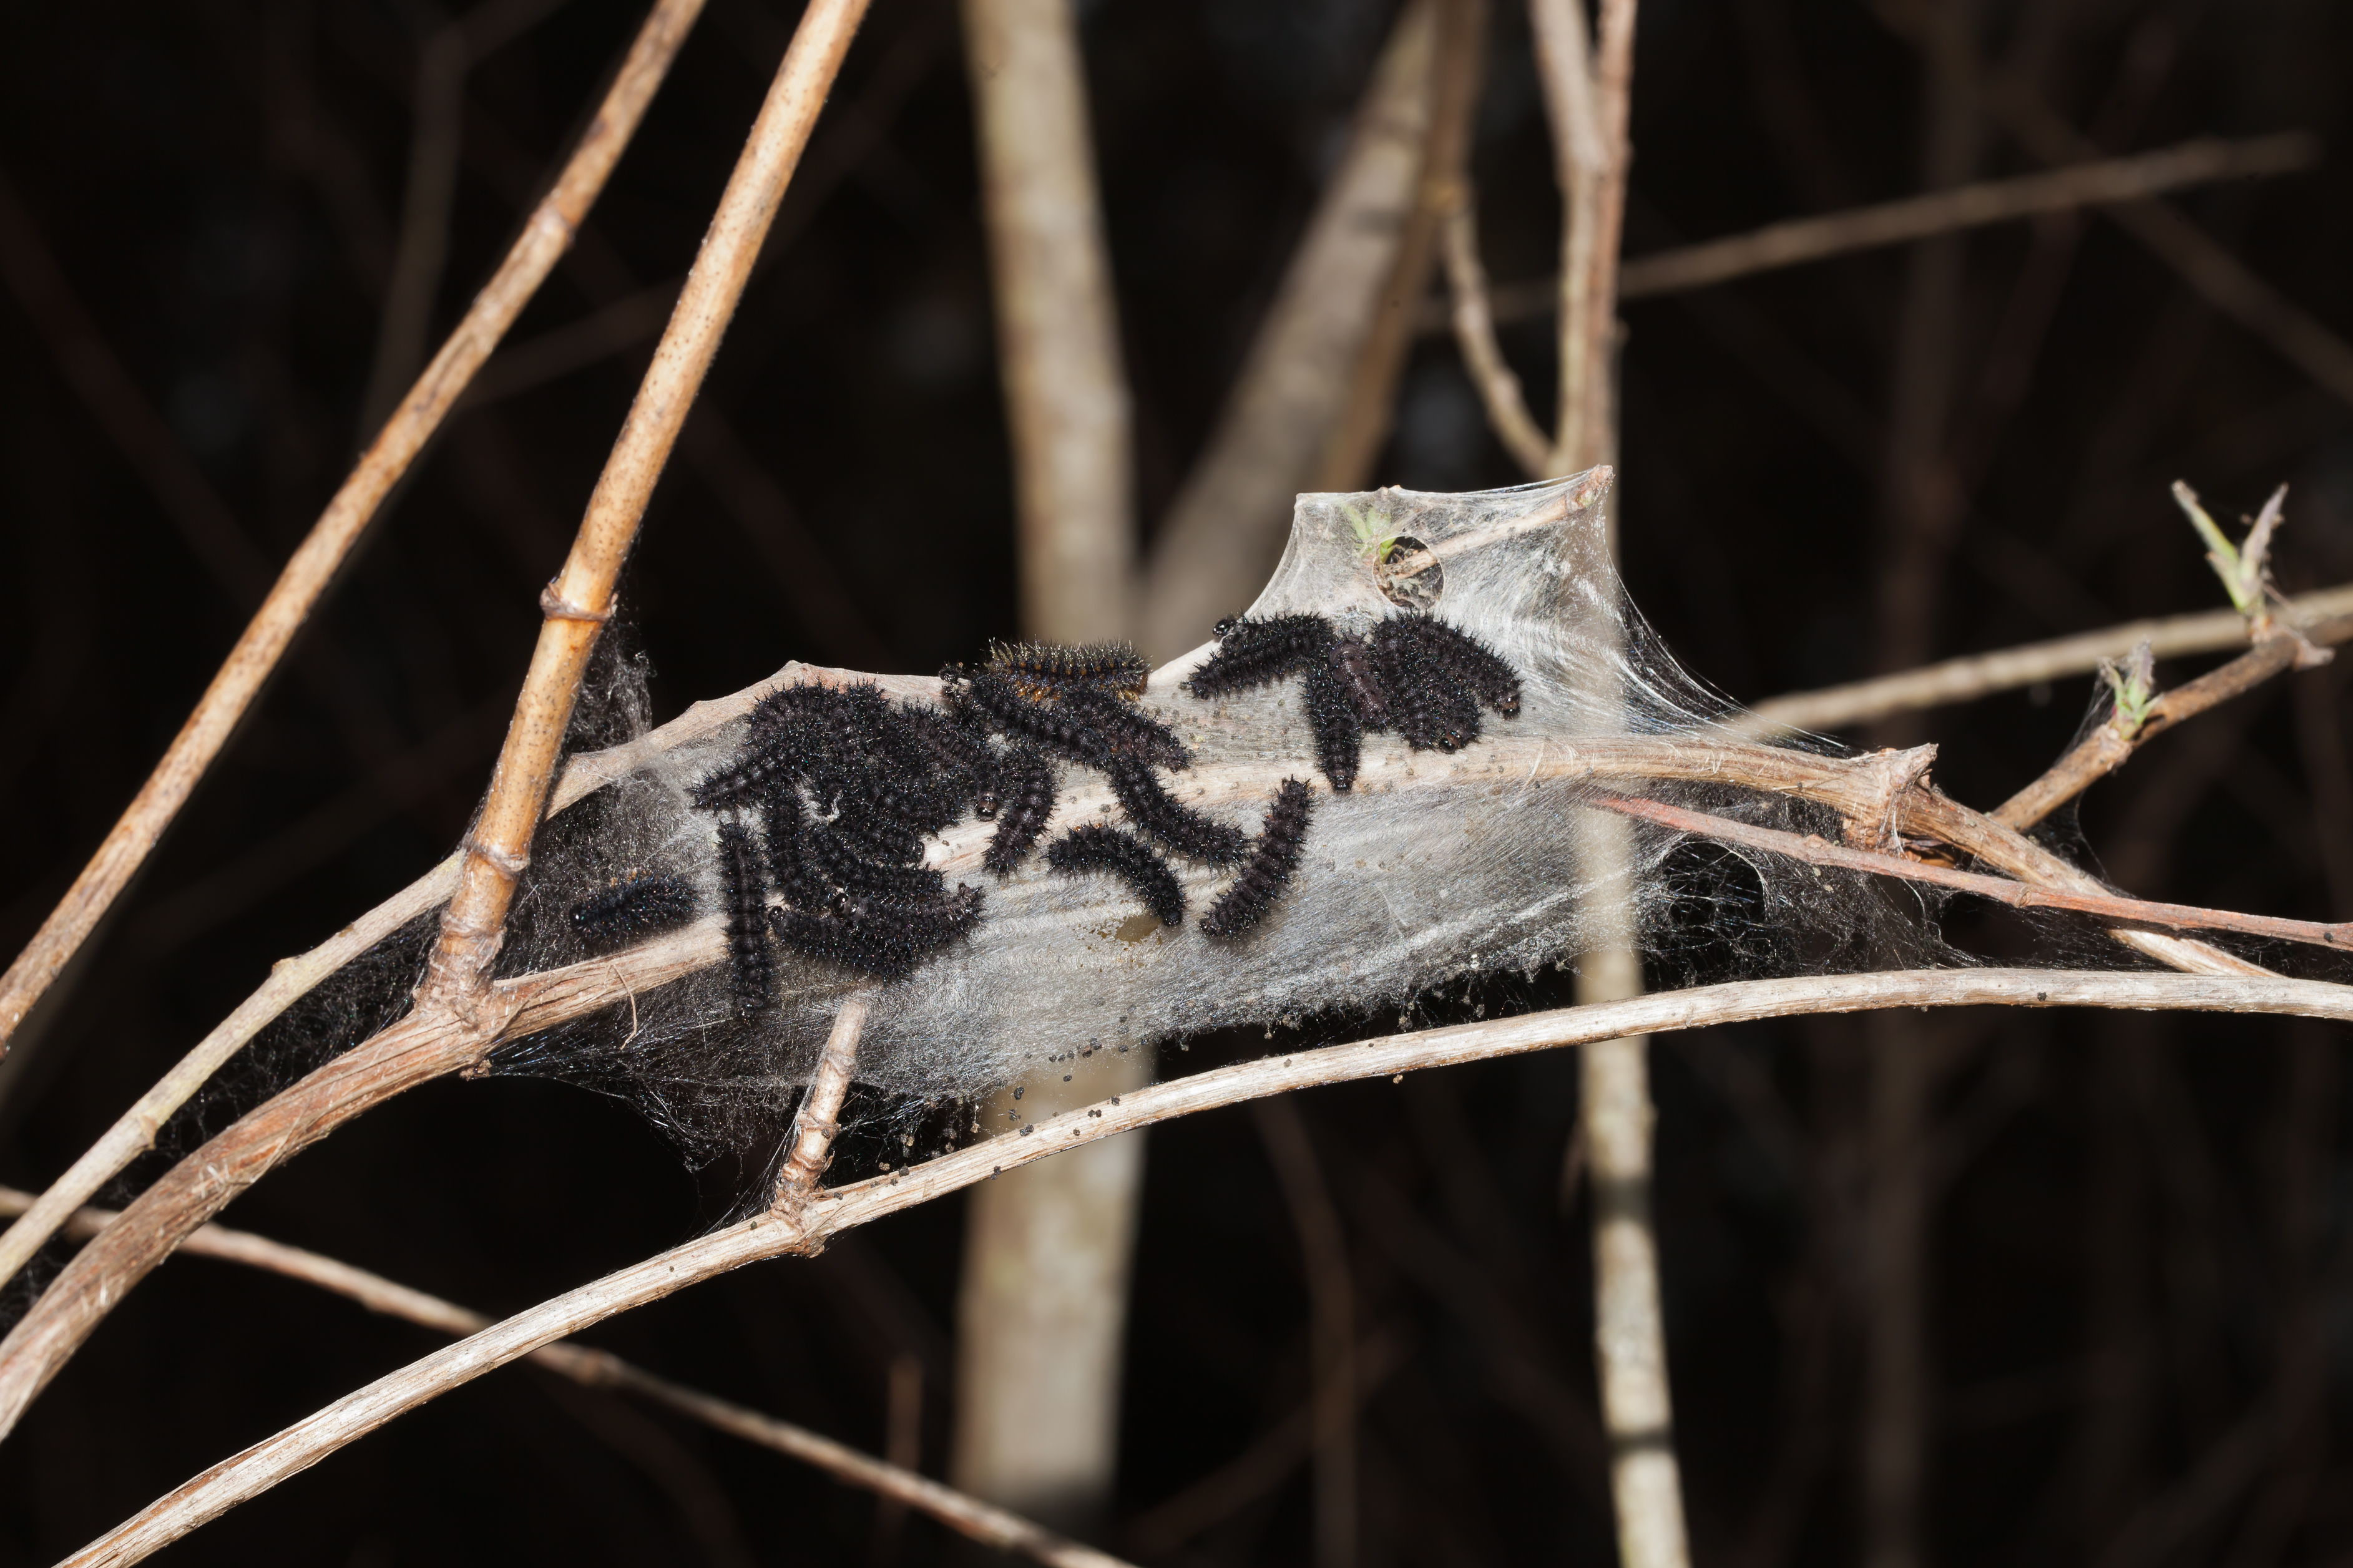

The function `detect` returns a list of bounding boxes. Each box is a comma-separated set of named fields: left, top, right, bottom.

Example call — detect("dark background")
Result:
left=2, top=0, right=2351, bottom=1562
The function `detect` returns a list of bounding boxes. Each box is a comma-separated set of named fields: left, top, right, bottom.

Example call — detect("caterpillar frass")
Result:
left=568, top=873, right=698, bottom=948
left=1303, top=660, right=1364, bottom=793
left=983, top=746, right=1059, bottom=875
left=944, top=667, right=1110, bottom=764
left=715, top=817, right=775, bottom=1016
left=1328, top=635, right=1390, bottom=728
left=1058, top=684, right=1190, bottom=770
left=1103, top=751, right=1248, bottom=866
left=769, top=884, right=984, bottom=979
left=1044, top=824, right=1186, bottom=928
left=986, top=640, right=1151, bottom=701
left=1199, top=778, right=1314, bottom=938
left=1389, top=613, right=1522, bottom=717
left=1184, top=613, right=1336, bottom=698
left=1369, top=616, right=1482, bottom=752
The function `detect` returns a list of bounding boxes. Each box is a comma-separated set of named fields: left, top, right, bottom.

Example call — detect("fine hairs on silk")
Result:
left=482, top=472, right=1951, bottom=1169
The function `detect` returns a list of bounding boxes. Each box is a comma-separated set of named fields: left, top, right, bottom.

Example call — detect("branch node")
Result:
left=539, top=582, right=614, bottom=624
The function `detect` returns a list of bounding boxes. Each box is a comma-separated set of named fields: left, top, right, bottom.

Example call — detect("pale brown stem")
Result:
left=1137, top=0, right=1441, bottom=660
left=1439, top=184, right=1553, bottom=477
left=0, top=1188, right=1132, bottom=1568
left=1995, top=613, right=2353, bottom=830
left=1615, top=134, right=2314, bottom=299
left=962, top=0, right=1136, bottom=644
left=1446, top=133, right=2316, bottom=331
left=1587, top=792, right=2353, bottom=952
left=1311, top=0, right=1489, bottom=494
left=1743, top=583, right=2353, bottom=734
left=64, top=969, right=2353, bottom=1567
left=1253, top=1098, right=1358, bottom=1568
left=418, top=0, right=874, bottom=1014
left=1871, top=0, right=2353, bottom=410
left=0, top=0, right=710, bottom=1056
left=1531, top=0, right=1636, bottom=472
left=777, top=995, right=871, bottom=1204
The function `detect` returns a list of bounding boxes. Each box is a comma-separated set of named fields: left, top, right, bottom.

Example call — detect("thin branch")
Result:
left=416, top=0, right=874, bottom=1016
left=1585, top=792, right=2353, bottom=952
left=1530, top=0, right=1636, bottom=472
left=1867, top=0, right=2353, bottom=412
left=63, top=969, right=2353, bottom=1567
left=777, top=995, right=871, bottom=1204
left=0, top=0, right=710, bottom=1055
left=1439, top=181, right=1553, bottom=477
left=0, top=1189, right=1134, bottom=1568
left=1741, top=583, right=2353, bottom=734
left=1994, top=611, right=2353, bottom=830
left=1618, top=134, right=2313, bottom=300
left=1449, top=132, right=2319, bottom=328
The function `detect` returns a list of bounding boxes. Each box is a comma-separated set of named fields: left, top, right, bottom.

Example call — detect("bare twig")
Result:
left=1743, top=583, right=2353, bottom=734
left=416, top=0, right=874, bottom=1016
left=1530, top=0, right=1636, bottom=473
left=1439, top=184, right=1553, bottom=477
left=1253, top=1099, right=1358, bottom=1568
left=1585, top=792, right=2353, bottom=952
left=63, top=969, right=2353, bottom=1566
left=1994, top=611, right=2353, bottom=830
left=1869, top=0, right=2353, bottom=412
left=1622, top=135, right=2314, bottom=300
left=777, top=995, right=871, bottom=1205
left=0, top=1188, right=1133, bottom=1568
left=1137, top=0, right=1441, bottom=660
left=0, top=0, right=710, bottom=1055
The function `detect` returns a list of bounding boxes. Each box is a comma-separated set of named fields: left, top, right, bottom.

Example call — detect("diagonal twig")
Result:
left=0, top=0, right=711, bottom=1057
left=0, top=1187, right=1132, bottom=1568
left=1993, top=610, right=2353, bottom=830
left=415, top=0, right=874, bottom=1018
left=1585, top=791, right=2353, bottom=952
left=1741, top=583, right=2353, bottom=734
left=60, top=968, right=2353, bottom=1567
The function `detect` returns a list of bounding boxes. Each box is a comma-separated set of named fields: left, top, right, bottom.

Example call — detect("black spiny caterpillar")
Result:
left=1059, top=684, right=1189, bottom=769
left=1104, top=752, right=1248, bottom=866
left=769, top=884, right=983, bottom=978
left=1045, top=825, right=1186, bottom=927
left=568, top=873, right=697, bottom=948
left=987, top=640, right=1150, bottom=701
left=1185, top=613, right=1335, bottom=698
left=984, top=745, right=1059, bottom=875
left=1303, top=661, right=1364, bottom=793
left=715, top=818, right=774, bottom=1016
left=1200, top=778, right=1314, bottom=937
left=1369, top=616, right=1481, bottom=752
left=944, top=667, right=1108, bottom=764
left=1390, top=613, right=1522, bottom=717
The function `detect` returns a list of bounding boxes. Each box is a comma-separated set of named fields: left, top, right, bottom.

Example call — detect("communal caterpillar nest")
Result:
left=488, top=472, right=1931, bottom=1161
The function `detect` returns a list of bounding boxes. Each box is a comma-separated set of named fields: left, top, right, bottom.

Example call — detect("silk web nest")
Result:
left=483, top=475, right=1946, bottom=1168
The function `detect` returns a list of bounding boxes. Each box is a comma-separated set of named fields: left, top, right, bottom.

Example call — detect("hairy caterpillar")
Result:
left=984, top=746, right=1059, bottom=875
left=1103, top=751, right=1248, bottom=866
left=986, top=639, right=1151, bottom=701
left=715, top=817, right=775, bottom=1015
left=1185, top=613, right=1336, bottom=698
left=567, top=873, right=698, bottom=947
left=1045, top=825, right=1186, bottom=928
left=1199, top=779, right=1314, bottom=938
